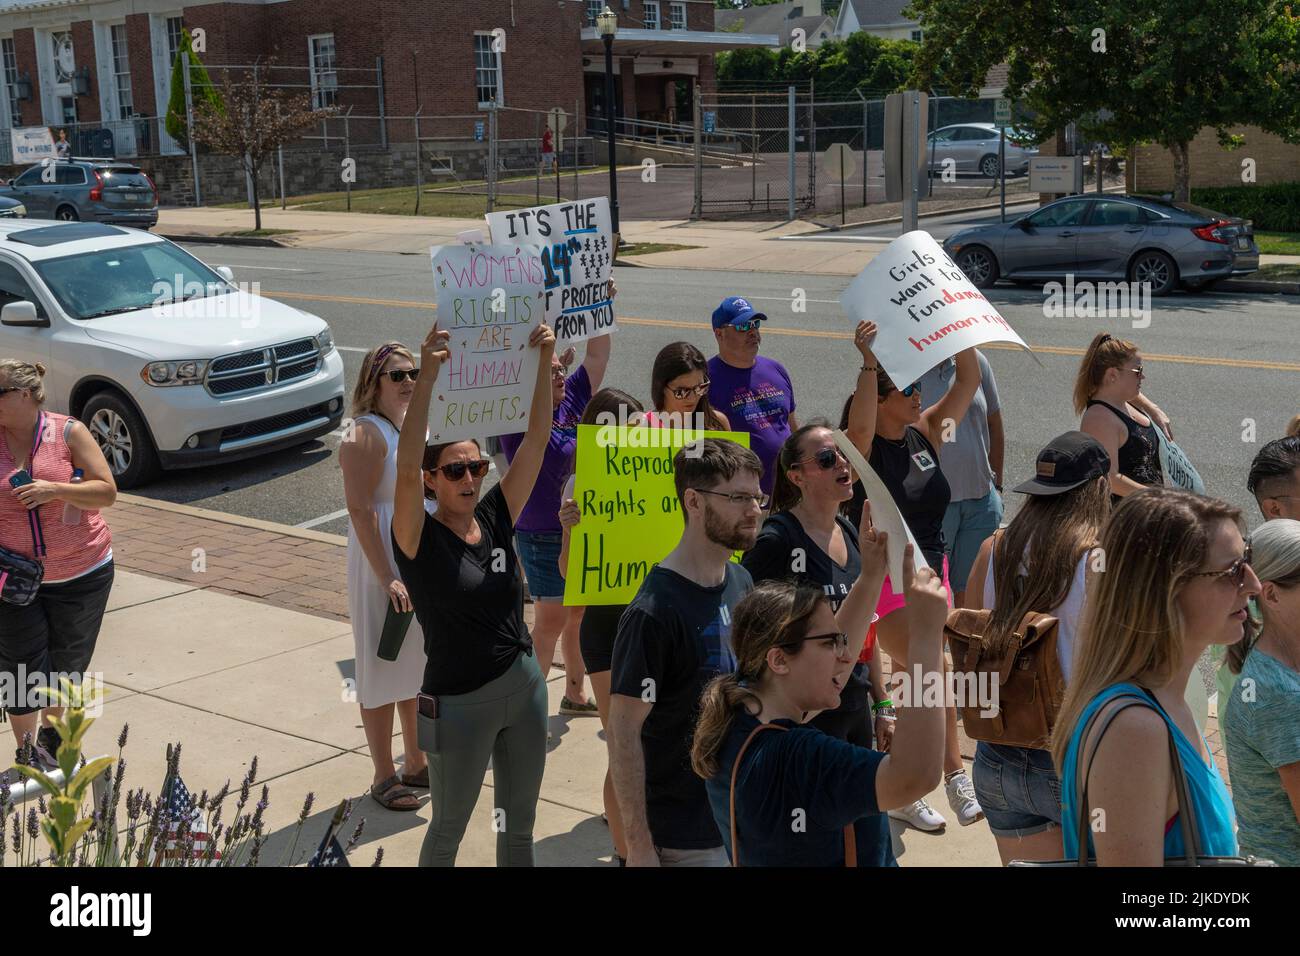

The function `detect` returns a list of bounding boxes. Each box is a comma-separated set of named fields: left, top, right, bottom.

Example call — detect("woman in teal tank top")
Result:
left=1052, top=489, right=1259, bottom=865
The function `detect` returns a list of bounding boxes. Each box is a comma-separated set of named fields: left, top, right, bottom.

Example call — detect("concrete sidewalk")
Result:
left=71, top=494, right=1005, bottom=866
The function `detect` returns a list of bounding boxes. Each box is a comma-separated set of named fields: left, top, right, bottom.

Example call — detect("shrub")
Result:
left=1189, top=182, right=1300, bottom=232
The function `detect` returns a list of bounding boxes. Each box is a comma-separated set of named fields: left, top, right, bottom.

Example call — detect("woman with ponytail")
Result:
left=693, top=544, right=950, bottom=867
left=1222, top=518, right=1300, bottom=865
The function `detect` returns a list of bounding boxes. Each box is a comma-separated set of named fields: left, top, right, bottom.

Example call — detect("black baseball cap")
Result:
left=1012, top=431, right=1111, bottom=496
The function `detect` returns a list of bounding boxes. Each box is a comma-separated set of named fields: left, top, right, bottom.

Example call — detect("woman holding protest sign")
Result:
left=557, top=387, right=646, bottom=865
left=391, top=318, right=557, bottom=867
left=647, top=342, right=730, bottom=432
left=840, top=320, right=985, bottom=831
left=1074, top=332, right=1165, bottom=499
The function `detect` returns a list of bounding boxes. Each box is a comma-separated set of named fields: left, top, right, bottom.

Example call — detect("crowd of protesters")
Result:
left=5, top=266, right=1299, bottom=871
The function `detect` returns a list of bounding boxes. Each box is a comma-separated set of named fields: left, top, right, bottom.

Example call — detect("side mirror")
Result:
left=215, top=265, right=234, bottom=283
left=1015, top=218, right=1032, bottom=231
left=0, top=300, right=47, bottom=327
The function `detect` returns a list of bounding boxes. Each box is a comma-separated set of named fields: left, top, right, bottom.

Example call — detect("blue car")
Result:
left=943, top=194, right=1259, bottom=295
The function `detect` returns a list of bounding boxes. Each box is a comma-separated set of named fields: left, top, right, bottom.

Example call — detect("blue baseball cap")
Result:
left=711, top=296, right=767, bottom=329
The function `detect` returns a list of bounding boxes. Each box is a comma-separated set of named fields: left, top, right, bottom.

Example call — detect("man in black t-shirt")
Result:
left=608, top=438, right=764, bottom=867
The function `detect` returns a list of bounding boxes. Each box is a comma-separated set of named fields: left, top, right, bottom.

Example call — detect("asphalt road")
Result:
left=140, top=241, right=1300, bottom=536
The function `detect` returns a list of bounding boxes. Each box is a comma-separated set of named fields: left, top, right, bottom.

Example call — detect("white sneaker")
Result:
left=944, top=770, right=985, bottom=827
left=888, top=798, right=947, bottom=832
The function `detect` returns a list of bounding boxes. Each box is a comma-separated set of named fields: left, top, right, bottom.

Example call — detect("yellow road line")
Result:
left=266, top=290, right=1300, bottom=373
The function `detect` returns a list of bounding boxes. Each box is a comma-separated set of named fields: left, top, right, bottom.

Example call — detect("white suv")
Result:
left=0, top=221, right=345, bottom=488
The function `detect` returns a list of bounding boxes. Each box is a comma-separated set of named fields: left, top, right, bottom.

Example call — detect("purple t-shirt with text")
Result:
left=499, top=364, right=592, bottom=533
left=707, top=355, right=796, bottom=495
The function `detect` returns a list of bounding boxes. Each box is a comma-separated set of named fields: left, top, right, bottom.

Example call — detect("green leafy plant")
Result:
left=165, top=28, right=225, bottom=152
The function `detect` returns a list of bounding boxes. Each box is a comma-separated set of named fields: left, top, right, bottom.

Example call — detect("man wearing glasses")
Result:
left=707, top=297, right=798, bottom=497
left=1248, top=435, right=1300, bottom=521
left=608, top=439, right=763, bottom=866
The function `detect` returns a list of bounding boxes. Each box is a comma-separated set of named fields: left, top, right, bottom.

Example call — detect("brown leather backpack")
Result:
left=944, top=607, right=1064, bottom=750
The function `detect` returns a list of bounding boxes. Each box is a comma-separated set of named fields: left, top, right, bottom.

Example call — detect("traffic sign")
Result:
left=994, top=98, right=1011, bottom=127
left=703, top=111, right=716, bottom=134
left=474, top=121, right=485, bottom=142
left=823, top=142, right=856, bottom=180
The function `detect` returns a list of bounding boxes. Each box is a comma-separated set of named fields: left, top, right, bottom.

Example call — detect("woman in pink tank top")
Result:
left=0, top=359, right=117, bottom=771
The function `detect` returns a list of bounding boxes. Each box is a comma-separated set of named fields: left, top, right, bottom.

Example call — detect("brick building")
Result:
left=0, top=0, right=777, bottom=157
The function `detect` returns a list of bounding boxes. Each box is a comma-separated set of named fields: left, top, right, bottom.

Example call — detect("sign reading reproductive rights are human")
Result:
left=428, top=242, right=546, bottom=443
left=486, top=197, right=616, bottom=346
left=563, top=425, right=750, bottom=606
left=840, top=230, right=1032, bottom=388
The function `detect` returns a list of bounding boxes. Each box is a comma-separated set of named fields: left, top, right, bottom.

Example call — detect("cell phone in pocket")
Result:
left=9, top=469, right=32, bottom=488
left=416, top=693, right=440, bottom=754
left=417, top=693, right=439, bottom=719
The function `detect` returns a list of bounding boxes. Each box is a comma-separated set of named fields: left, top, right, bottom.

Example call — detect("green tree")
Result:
left=717, top=32, right=915, bottom=93
left=165, top=28, right=224, bottom=152
left=904, top=0, right=1300, bottom=200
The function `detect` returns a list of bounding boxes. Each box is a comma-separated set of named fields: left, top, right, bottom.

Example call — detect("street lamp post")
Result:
left=596, top=6, right=620, bottom=235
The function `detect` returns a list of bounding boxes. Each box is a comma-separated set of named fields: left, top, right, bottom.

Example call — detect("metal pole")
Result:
left=535, top=111, right=541, bottom=205
left=345, top=107, right=352, bottom=212
left=182, top=48, right=201, bottom=206
left=999, top=124, right=1006, bottom=221
left=860, top=90, right=868, bottom=207
left=413, top=111, right=421, bottom=216
left=840, top=162, right=845, bottom=225
left=487, top=105, right=497, bottom=214
left=902, top=91, right=919, bottom=233
left=376, top=56, right=387, bottom=150
left=603, top=35, right=620, bottom=234
left=751, top=93, right=756, bottom=207
left=278, top=143, right=285, bottom=209
left=786, top=85, right=795, bottom=221
left=807, top=78, right=815, bottom=202
left=692, top=83, right=703, bottom=219
left=573, top=97, right=579, bottom=200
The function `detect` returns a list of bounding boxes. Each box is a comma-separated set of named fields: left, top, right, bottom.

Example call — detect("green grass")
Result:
left=220, top=228, right=296, bottom=237
left=1255, top=263, right=1300, bottom=283
left=1254, top=231, right=1300, bottom=256
left=618, top=242, right=703, bottom=257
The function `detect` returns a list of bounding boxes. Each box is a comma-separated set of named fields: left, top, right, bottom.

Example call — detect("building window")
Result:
left=2, top=38, right=20, bottom=127
left=166, top=15, right=184, bottom=64
left=910, top=29, right=923, bottom=41
left=669, top=2, right=686, bottom=30
left=473, top=33, right=500, bottom=107
left=110, top=24, right=133, bottom=119
left=309, top=34, right=338, bottom=109
left=644, top=1, right=660, bottom=29
left=587, top=1, right=603, bottom=26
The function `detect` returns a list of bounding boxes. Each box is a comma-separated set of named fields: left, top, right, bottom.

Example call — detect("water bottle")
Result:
left=62, top=468, right=83, bottom=525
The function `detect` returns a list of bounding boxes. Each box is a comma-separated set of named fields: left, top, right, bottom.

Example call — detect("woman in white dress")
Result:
left=341, top=343, right=431, bottom=811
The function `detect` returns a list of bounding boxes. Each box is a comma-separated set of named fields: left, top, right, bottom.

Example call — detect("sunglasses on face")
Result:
left=780, top=631, right=850, bottom=656
left=883, top=382, right=921, bottom=398
left=668, top=379, right=710, bottom=401
left=728, top=320, right=762, bottom=334
left=794, top=447, right=847, bottom=471
left=1189, top=545, right=1252, bottom=589
left=383, top=368, right=420, bottom=384
left=1127, top=366, right=1145, bottom=378
left=433, top=459, right=491, bottom=481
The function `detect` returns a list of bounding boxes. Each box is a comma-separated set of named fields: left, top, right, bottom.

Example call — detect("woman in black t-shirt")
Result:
left=841, top=321, right=985, bottom=832
left=1074, top=332, right=1166, bottom=500
left=391, top=319, right=557, bottom=867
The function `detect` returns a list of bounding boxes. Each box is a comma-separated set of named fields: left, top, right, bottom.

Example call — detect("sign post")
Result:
left=995, top=97, right=1010, bottom=222
left=548, top=108, right=567, bottom=202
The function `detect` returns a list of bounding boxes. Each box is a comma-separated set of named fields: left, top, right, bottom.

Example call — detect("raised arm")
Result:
left=393, top=323, right=449, bottom=560
left=844, top=320, right=880, bottom=456
left=499, top=322, right=557, bottom=523
left=583, top=332, right=612, bottom=393
left=920, top=346, right=981, bottom=451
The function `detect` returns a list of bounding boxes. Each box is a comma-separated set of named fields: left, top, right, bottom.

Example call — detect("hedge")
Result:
left=1188, top=182, right=1300, bottom=232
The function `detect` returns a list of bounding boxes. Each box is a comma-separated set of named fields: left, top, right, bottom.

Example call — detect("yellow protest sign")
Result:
left=563, top=424, right=750, bottom=606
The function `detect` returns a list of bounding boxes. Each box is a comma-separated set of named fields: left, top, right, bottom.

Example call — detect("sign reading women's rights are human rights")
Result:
left=840, top=230, right=1033, bottom=388
left=428, top=242, right=546, bottom=443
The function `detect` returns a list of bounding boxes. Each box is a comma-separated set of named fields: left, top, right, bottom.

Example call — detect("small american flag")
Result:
left=159, top=772, right=221, bottom=863
left=307, top=799, right=351, bottom=867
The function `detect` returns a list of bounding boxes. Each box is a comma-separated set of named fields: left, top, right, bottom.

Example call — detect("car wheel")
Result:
left=956, top=246, right=999, bottom=288
left=83, top=391, right=160, bottom=489
left=979, top=154, right=1000, bottom=178
left=1129, top=250, right=1179, bottom=296
left=55, top=204, right=80, bottom=222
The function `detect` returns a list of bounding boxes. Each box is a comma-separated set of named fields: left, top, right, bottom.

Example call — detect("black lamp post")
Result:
left=596, top=6, right=620, bottom=235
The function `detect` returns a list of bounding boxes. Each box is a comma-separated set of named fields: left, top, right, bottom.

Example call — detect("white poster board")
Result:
left=485, top=197, right=616, bottom=346
left=840, top=230, right=1032, bottom=388
left=833, top=430, right=929, bottom=594
left=11, top=127, right=55, bottom=164
left=1154, top=425, right=1206, bottom=494
left=428, top=242, right=545, bottom=443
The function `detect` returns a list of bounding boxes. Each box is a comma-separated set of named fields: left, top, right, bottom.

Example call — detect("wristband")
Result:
left=860, top=364, right=878, bottom=373
left=871, top=698, right=893, bottom=712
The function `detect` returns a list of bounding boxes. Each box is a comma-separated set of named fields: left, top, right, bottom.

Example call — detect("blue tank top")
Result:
left=1061, top=683, right=1237, bottom=861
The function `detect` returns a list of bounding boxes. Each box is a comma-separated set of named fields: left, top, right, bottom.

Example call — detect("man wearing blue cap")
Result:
left=707, top=296, right=798, bottom=496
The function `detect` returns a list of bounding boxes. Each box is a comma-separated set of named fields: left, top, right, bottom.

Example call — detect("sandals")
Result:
left=400, top=764, right=429, bottom=789
left=369, top=774, right=420, bottom=811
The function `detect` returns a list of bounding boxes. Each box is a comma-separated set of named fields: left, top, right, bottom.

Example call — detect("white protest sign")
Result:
left=485, top=197, right=616, bottom=346
left=1154, top=425, right=1206, bottom=494
left=833, top=430, right=929, bottom=594
left=428, top=242, right=545, bottom=443
left=11, top=127, right=55, bottom=164
left=840, top=230, right=1032, bottom=388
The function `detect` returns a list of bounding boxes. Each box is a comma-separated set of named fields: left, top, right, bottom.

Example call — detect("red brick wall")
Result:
left=124, top=15, right=158, bottom=118
left=13, top=29, right=39, bottom=126
left=71, top=21, right=100, bottom=123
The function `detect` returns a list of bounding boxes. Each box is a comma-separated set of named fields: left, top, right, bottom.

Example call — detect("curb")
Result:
left=161, top=233, right=289, bottom=247
left=116, top=493, right=347, bottom=546
left=1216, top=278, right=1300, bottom=295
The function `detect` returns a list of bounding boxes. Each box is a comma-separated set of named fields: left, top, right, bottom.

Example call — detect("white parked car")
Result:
left=0, top=220, right=345, bottom=488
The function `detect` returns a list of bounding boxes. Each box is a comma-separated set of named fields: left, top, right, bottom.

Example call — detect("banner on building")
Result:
left=11, top=127, right=56, bottom=164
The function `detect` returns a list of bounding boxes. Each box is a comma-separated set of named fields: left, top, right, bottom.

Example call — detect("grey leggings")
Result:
left=419, top=651, right=549, bottom=867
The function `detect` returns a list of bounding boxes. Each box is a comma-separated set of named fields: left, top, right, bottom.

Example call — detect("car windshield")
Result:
left=32, top=241, right=231, bottom=320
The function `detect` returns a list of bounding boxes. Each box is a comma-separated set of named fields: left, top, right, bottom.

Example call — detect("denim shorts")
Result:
left=972, top=741, right=1062, bottom=838
left=515, top=531, right=565, bottom=601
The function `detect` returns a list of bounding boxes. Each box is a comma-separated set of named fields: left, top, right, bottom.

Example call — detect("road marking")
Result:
left=267, top=291, right=1300, bottom=373
left=336, top=346, right=369, bottom=352
left=745, top=295, right=844, bottom=304
left=296, top=508, right=349, bottom=529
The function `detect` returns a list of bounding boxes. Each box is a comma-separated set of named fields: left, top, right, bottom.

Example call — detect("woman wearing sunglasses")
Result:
left=691, top=547, right=950, bottom=867
left=1053, top=489, right=1259, bottom=865
left=841, top=322, right=984, bottom=832
left=391, top=318, right=557, bottom=866
left=341, top=342, right=431, bottom=812
left=647, top=342, right=729, bottom=432
left=1075, top=332, right=1166, bottom=500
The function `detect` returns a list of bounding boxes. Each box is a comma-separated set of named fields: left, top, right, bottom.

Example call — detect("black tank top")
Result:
left=1086, top=399, right=1163, bottom=490
left=845, top=426, right=949, bottom=569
